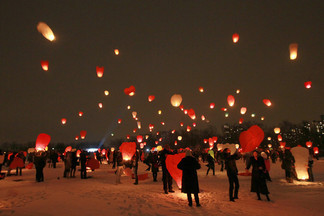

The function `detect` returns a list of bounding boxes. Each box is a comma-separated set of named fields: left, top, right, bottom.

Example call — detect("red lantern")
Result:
left=76, top=150, right=81, bottom=157
left=227, top=95, right=235, bottom=107
left=41, top=60, right=49, bottom=71
left=313, top=147, right=319, bottom=154
left=306, top=141, right=312, bottom=148
left=124, top=85, right=136, bottom=96
left=201, top=115, right=206, bottom=121
left=240, top=107, right=247, bottom=115
left=35, top=133, right=51, bottom=151
left=198, top=87, right=204, bottom=92
left=179, top=105, right=184, bottom=111
left=180, top=122, right=184, bottom=127
left=232, top=33, right=239, bottom=43
left=188, top=109, right=196, bottom=120
left=239, top=125, right=264, bottom=153
left=304, top=81, right=312, bottom=89
left=61, top=118, right=67, bottom=125
left=155, top=141, right=158, bottom=145
left=209, top=103, right=215, bottom=109
left=80, top=130, right=87, bottom=139
left=263, top=99, right=272, bottom=107
left=193, top=123, right=196, bottom=127
left=65, top=146, right=72, bottom=152
left=161, top=122, right=165, bottom=125
left=137, top=135, right=143, bottom=143
left=140, top=143, right=144, bottom=149
left=174, top=141, right=178, bottom=145
left=187, top=126, right=191, bottom=132
left=204, top=139, right=208, bottom=144
left=148, top=95, right=155, bottom=102
left=166, top=153, right=186, bottom=189
left=221, top=107, right=227, bottom=112
left=149, top=124, right=154, bottom=130
left=280, top=142, right=286, bottom=148
left=239, top=118, right=244, bottom=124
left=75, top=136, right=79, bottom=141
left=78, top=111, right=83, bottom=117
left=96, top=66, right=104, bottom=78
left=212, top=136, right=218, bottom=143
left=171, top=130, right=176, bottom=134
left=278, top=134, right=283, bottom=142
left=126, top=134, right=130, bottom=139
left=118, top=119, right=122, bottom=124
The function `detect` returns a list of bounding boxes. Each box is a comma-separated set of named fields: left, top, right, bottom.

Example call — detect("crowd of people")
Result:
left=0, top=145, right=319, bottom=207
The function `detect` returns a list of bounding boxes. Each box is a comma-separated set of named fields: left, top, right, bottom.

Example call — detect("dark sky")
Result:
left=0, top=1, right=323, bottom=144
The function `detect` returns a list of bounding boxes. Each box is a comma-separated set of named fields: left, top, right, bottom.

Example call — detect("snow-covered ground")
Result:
left=1, top=158, right=323, bottom=216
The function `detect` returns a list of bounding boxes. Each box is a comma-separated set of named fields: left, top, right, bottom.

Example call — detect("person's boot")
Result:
left=266, top=194, right=270, bottom=201
left=257, top=193, right=261, bottom=200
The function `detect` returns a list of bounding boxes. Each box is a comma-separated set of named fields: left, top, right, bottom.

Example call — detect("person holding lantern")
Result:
left=159, top=144, right=175, bottom=194
left=151, top=151, right=159, bottom=182
left=132, top=150, right=140, bottom=185
left=224, top=148, right=241, bottom=202
left=34, top=151, right=47, bottom=182
left=246, top=151, right=270, bottom=201
left=80, top=150, right=88, bottom=179
left=115, top=150, right=124, bottom=184
left=282, top=149, right=295, bottom=183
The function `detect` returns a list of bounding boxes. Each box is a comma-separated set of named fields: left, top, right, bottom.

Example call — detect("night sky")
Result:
left=0, top=1, right=323, bottom=144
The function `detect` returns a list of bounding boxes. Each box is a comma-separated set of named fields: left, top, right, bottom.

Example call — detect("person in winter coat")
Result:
left=151, top=151, right=159, bottom=182
left=246, top=151, right=270, bottom=201
left=115, top=151, right=124, bottom=184
left=34, top=151, right=47, bottom=182
left=282, top=149, right=295, bottom=183
left=206, top=153, right=215, bottom=176
left=80, top=150, right=88, bottom=179
left=0, top=150, right=4, bottom=173
left=64, top=151, right=72, bottom=178
left=15, top=152, right=26, bottom=176
left=224, top=148, right=241, bottom=202
left=307, top=148, right=314, bottom=182
left=159, top=144, right=175, bottom=194
left=177, top=150, right=201, bottom=207
left=70, top=151, right=78, bottom=178
left=132, top=150, right=140, bottom=185
left=50, top=151, right=58, bottom=168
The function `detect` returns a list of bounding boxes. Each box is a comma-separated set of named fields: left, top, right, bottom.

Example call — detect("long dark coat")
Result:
left=247, top=156, right=269, bottom=195
left=177, top=156, right=201, bottom=193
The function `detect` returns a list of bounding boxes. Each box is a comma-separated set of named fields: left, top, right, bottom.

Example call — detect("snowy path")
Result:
left=1, top=159, right=323, bottom=216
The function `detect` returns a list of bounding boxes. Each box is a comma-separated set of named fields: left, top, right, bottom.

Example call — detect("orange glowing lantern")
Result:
left=240, top=107, right=247, bottom=115
left=198, top=87, right=204, bottom=92
left=166, top=153, right=186, bottom=189
left=278, top=135, right=283, bottom=142
left=236, top=89, right=240, bottom=94
left=119, top=142, right=136, bottom=161
left=149, top=124, right=154, bottom=130
left=179, top=105, right=184, bottom=111
left=137, top=135, right=143, bottom=143
left=148, top=95, right=155, bottom=102
left=180, top=122, right=184, bottom=127
left=65, top=146, right=72, bottom=152
left=239, top=118, right=244, bottom=124
left=98, top=103, right=103, bottom=109
left=170, top=94, right=182, bottom=107
left=40, top=60, right=49, bottom=71
left=232, top=33, right=239, bottom=43
left=132, top=111, right=137, bottom=119
left=178, top=136, right=182, bottom=141
left=263, top=99, right=272, bottom=107
left=133, top=129, right=137, bottom=133
left=304, top=81, right=312, bottom=89
left=158, top=110, right=162, bottom=115
left=261, top=116, right=265, bottom=121
left=313, top=147, right=319, bottom=154
left=212, top=136, right=218, bottom=143
left=184, top=109, right=188, bottom=114
left=161, top=122, right=165, bottom=125
left=210, top=103, right=215, bottom=109
left=187, top=126, right=191, bottom=132
left=274, top=127, right=281, bottom=134
left=104, top=90, right=109, bottom=96
left=174, top=141, right=178, bottom=145
left=118, top=119, right=122, bottom=124
left=221, top=107, right=227, bottom=112
left=96, top=66, right=104, bottom=78
left=114, top=49, right=119, bottom=55
left=280, top=142, right=286, bottom=148
left=127, top=105, right=131, bottom=110
left=227, top=95, right=235, bottom=107
left=289, top=43, right=298, bottom=60
left=306, top=141, right=312, bottom=148
left=75, top=136, right=79, bottom=141
left=140, top=143, right=144, bottom=149
left=76, top=150, right=81, bottom=157
left=80, top=130, right=87, bottom=139
left=193, top=123, right=196, bottom=127
left=35, top=133, right=51, bottom=151
left=124, top=85, right=135, bottom=96
left=188, top=109, right=196, bottom=120
left=37, top=22, right=55, bottom=41
left=171, top=130, right=176, bottom=134
left=155, top=141, right=158, bottom=145
left=201, top=115, right=206, bottom=121
left=137, top=121, right=141, bottom=129
left=61, top=118, right=67, bottom=125
left=78, top=111, right=83, bottom=117
left=204, top=139, right=208, bottom=144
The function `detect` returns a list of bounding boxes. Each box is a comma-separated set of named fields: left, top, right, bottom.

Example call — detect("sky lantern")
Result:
left=180, top=122, right=184, bottom=127
left=170, top=94, right=182, bottom=107
left=178, top=136, right=182, bottom=141
left=278, top=134, right=283, bottom=142
left=158, top=110, right=162, bottom=115
left=239, top=118, right=244, bottom=124
left=179, top=105, right=184, bottom=111
left=35, top=133, right=51, bottom=151
left=133, top=129, right=137, bottom=133
left=188, top=109, right=196, bottom=120
left=132, top=111, right=137, bottom=119
left=251, top=113, right=256, bottom=118
left=225, top=113, right=229, bottom=118
left=159, top=138, right=162, bottom=142
left=261, top=116, right=265, bottom=121
left=114, top=49, right=119, bottom=55
left=204, top=139, right=208, bottom=144
left=187, top=126, right=191, bottom=132
left=137, top=121, right=141, bottom=129
left=236, top=89, right=240, bottom=94
left=240, top=107, right=247, bottom=115
left=124, top=85, right=136, bottom=96
left=193, top=123, right=196, bottom=127
left=289, top=43, right=298, bottom=60
left=156, top=132, right=160, bottom=136
left=313, top=147, right=319, bottom=154
left=239, top=125, right=264, bottom=153
left=155, top=141, right=158, bottom=145
left=65, top=146, right=72, bottom=152
left=267, top=137, right=272, bottom=141
left=80, top=130, right=87, bottom=139
left=304, top=81, right=312, bottom=89
left=171, top=130, right=176, bottom=134
left=118, top=119, right=122, bottom=124
left=201, top=115, right=206, bottom=121
left=291, top=146, right=309, bottom=180
left=37, top=22, right=55, bottom=41
left=263, top=99, right=272, bottom=107
left=232, top=33, right=239, bottom=43
left=161, top=122, right=165, bottom=125
left=198, top=87, right=204, bottom=93
left=227, top=95, right=235, bottom=107
left=40, top=60, right=49, bottom=71
left=209, top=138, right=214, bottom=148
left=235, top=144, right=240, bottom=149
left=174, top=141, right=178, bottom=145
left=280, top=142, right=286, bottom=148
left=212, top=137, right=218, bottom=143
left=148, top=95, right=155, bottom=102
left=75, top=136, right=79, bottom=141
left=209, top=103, right=215, bottom=109
left=137, top=135, right=143, bottom=143
left=78, top=111, right=83, bottom=117
left=140, top=143, right=144, bottom=149
left=119, top=142, right=136, bottom=161
left=274, top=127, right=281, bottom=134
left=127, top=105, right=131, bottom=110
left=61, top=118, right=67, bottom=125
left=126, top=135, right=130, bottom=139
left=166, top=153, right=186, bottom=189
left=76, top=150, right=81, bottom=157
left=184, top=109, right=188, bottom=114
left=149, top=124, right=154, bottom=130
left=98, top=103, right=103, bottom=109
left=104, top=90, right=109, bottom=96
left=268, top=144, right=272, bottom=148
left=221, top=107, right=227, bottom=112
left=306, top=141, right=312, bottom=148
left=96, top=66, right=104, bottom=78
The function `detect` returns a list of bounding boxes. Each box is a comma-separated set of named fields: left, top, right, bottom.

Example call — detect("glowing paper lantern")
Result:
left=104, top=90, right=109, bottom=96
left=155, top=141, right=158, bottom=145
left=75, top=136, right=79, bottom=141
left=174, top=141, right=178, bottom=145
left=193, top=123, right=196, bottom=127
left=78, top=111, right=83, bottom=117
left=221, top=108, right=227, bottom=112
left=148, top=95, right=155, bottom=102
left=98, top=103, right=103, bottom=109
left=212, top=137, right=218, bottom=143
left=304, top=81, right=312, bottom=89
left=35, top=133, right=51, bottom=151
left=96, top=66, right=104, bottom=78
left=171, top=130, right=176, bottom=134
left=161, top=122, right=165, bottom=125
left=225, top=113, right=229, bottom=118
left=124, top=86, right=136, bottom=96
left=239, top=125, right=264, bottom=153
left=149, top=124, right=154, bottom=130
left=274, top=127, right=281, bottom=134
left=133, top=129, right=137, bottom=133
left=204, top=139, right=208, bottom=144
left=208, top=138, right=213, bottom=146
left=180, top=122, right=184, bottom=127
left=184, top=109, right=188, bottom=114
left=178, top=136, right=182, bottom=141
left=132, top=111, right=137, bottom=119
left=251, top=113, right=256, bottom=118
left=278, top=135, right=283, bottom=142
left=166, top=153, right=186, bottom=189
left=126, top=135, right=130, bottom=139
left=227, top=95, right=235, bottom=107
left=127, top=105, right=131, bottom=110
left=306, top=141, right=312, bottom=148
left=268, top=144, right=272, bottom=148
left=76, top=150, right=81, bottom=157
left=137, top=121, right=141, bottom=129
left=86, top=158, right=100, bottom=170
left=37, top=22, right=55, bottom=41
left=158, top=110, right=162, bottom=115
left=61, top=118, right=67, bottom=125
left=240, top=107, right=247, bottom=115
left=291, top=146, right=309, bottom=180
left=170, top=94, right=182, bottom=107
left=232, top=33, right=239, bottom=43
left=235, top=144, right=240, bottom=149
left=118, top=119, right=122, bottom=124
left=239, top=118, right=243, bottom=124
left=201, top=115, right=206, bottom=121
left=289, top=43, right=298, bottom=60
left=65, top=146, right=72, bottom=152
left=137, top=135, right=143, bottom=143
left=280, top=142, right=286, bottom=148
left=186, top=126, right=191, bottom=132
left=236, top=89, right=240, bottom=94
left=263, top=99, right=272, bottom=107
left=267, top=137, right=272, bottom=141
left=140, top=143, right=144, bottom=149
left=40, top=60, right=49, bottom=71
left=210, top=103, right=215, bottom=109
left=179, top=105, right=184, bottom=111
left=187, top=109, right=196, bottom=120
left=114, top=49, right=119, bottom=55
left=199, top=87, right=204, bottom=92
left=80, top=130, right=87, bottom=139
left=261, top=116, right=265, bottom=121
left=313, top=147, right=319, bottom=154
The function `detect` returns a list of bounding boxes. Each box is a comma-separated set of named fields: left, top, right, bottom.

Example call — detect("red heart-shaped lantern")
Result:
left=165, top=153, right=186, bottom=189
left=239, top=125, right=264, bottom=153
